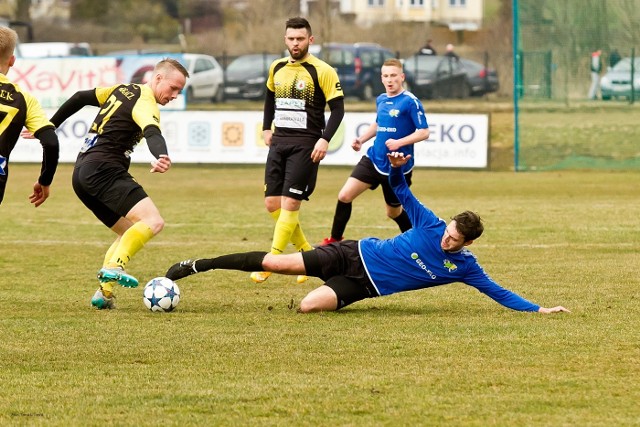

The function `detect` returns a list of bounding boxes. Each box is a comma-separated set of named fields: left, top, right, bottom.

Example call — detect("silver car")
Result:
left=182, top=53, right=224, bottom=103
left=600, top=57, right=640, bottom=100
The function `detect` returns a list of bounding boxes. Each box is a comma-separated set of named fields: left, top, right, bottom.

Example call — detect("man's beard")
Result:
left=289, top=45, right=309, bottom=61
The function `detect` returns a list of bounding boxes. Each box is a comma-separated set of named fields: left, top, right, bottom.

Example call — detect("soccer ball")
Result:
left=143, top=277, right=181, bottom=312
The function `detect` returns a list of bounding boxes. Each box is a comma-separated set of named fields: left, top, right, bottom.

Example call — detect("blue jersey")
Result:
left=366, top=90, right=428, bottom=175
left=358, top=168, right=540, bottom=312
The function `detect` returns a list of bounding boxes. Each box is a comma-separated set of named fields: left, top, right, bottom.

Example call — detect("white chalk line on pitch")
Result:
left=7, top=239, right=633, bottom=249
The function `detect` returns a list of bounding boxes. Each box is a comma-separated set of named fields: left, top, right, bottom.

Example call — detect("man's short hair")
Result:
left=452, top=211, right=484, bottom=241
left=286, top=17, right=312, bottom=35
left=0, top=27, right=18, bottom=62
left=156, top=58, right=189, bottom=78
left=383, top=58, right=403, bottom=70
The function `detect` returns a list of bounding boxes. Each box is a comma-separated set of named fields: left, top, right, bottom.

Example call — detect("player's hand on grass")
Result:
left=538, top=306, right=570, bottom=314
left=29, top=182, right=50, bottom=207
left=150, top=154, right=171, bottom=173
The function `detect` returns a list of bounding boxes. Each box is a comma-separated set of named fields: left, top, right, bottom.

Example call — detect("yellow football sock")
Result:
left=269, top=208, right=312, bottom=252
left=103, top=239, right=120, bottom=268
left=100, top=280, right=115, bottom=298
left=106, top=222, right=154, bottom=270
left=270, top=209, right=299, bottom=255
left=291, top=224, right=313, bottom=252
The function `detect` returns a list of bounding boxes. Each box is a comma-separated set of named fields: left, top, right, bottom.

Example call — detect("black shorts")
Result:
left=302, top=240, right=379, bottom=309
left=350, top=156, right=412, bottom=208
left=264, top=142, right=319, bottom=200
left=72, top=161, right=148, bottom=228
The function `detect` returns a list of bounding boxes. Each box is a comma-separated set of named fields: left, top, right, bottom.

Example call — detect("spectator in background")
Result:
left=588, top=49, right=602, bottom=100
left=608, top=49, right=621, bottom=70
left=444, top=43, right=459, bottom=60
left=418, top=39, right=437, bottom=55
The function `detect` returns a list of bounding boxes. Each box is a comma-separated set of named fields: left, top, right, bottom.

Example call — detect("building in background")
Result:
left=300, top=0, right=483, bottom=30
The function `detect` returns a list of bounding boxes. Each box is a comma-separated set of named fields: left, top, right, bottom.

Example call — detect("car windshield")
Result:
left=404, top=55, right=440, bottom=73
left=612, top=58, right=640, bottom=72
left=228, top=55, right=275, bottom=73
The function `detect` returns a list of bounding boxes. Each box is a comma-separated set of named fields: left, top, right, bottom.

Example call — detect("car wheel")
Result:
left=212, top=86, right=224, bottom=103
left=186, top=87, right=195, bottom=104
left=458, top=83, right=471, bottom=99
left=360, top=84, right=374, bottom=101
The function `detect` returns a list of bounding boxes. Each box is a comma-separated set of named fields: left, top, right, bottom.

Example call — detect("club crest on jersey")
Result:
left=443, top=259, right=457, bottom=272
left=295, top=80, right=306, bottom=91
left=0, top=155, right=6, bottom=175
left=389, top=109, right=400, bottom=118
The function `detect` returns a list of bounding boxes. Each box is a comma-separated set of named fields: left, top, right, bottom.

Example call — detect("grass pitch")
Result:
left=0, top=163, right=638, bottom=426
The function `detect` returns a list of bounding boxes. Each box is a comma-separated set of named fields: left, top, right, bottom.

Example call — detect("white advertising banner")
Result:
left=12, top=110, right=489, bottom=168
left=9, top=55, right=187, bottom=109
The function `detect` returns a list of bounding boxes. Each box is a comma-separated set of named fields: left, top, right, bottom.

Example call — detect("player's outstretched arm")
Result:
left=538, top=306, right=571, bottom=314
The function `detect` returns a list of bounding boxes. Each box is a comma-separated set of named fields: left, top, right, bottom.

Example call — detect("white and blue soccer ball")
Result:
left=143, top=277, right=181, bottom=312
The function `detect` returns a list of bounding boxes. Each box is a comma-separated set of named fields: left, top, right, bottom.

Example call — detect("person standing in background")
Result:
left=608, top=49, right=621, bottom=70
left=418, top=39, right=437, bottom=55
left=588, top=49, right=602, bottom=100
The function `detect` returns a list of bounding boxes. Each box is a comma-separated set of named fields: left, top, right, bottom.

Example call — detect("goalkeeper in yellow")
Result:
left=252, top=16, right=345, bottom=283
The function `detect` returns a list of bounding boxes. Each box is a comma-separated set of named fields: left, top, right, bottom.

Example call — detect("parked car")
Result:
left=600, top=57, right=640, bottom=100
left=316, top=42, right=396, bottom=100
left=403, top=54, right=470, bottom=99
left=459, top=58, right=499, bottom=96
left=224, top=53, right=280, bottom=100
left=181, top=53, right=224, bottom=103
left=17, top=42, right=93, bottom=58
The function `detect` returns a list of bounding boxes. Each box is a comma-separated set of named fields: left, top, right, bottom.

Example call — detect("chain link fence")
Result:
left=514, top=0, right=640, bottom=170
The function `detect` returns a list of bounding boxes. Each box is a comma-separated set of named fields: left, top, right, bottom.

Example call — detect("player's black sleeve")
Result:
left=50, top=90, right=100, bottom=127
left=33, top=127, right=59, bottom=186
left=143, top=125, right=168, bottom=158
left=262, top=89, right=275, bottom=131
left=321, top=97, right=345, bottom=142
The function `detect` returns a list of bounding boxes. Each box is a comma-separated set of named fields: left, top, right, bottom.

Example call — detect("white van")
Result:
left=16, top=42, right=93, bottom=58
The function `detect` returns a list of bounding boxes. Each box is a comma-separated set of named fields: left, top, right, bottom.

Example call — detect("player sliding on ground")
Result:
left=165, top=152, right=570, bottom=315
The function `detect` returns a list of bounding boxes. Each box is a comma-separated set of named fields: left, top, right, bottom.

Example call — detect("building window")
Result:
left=410, top=0, right=424, bottom=5
left=449, top=0, right=466, bottom=6
left=368, top=0, right=385, bottom=6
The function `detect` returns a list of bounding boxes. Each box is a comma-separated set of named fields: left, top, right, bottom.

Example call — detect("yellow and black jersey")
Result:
left=0, top=74, right=54, bottom=160
left=266, top=54, right=343, bottom=143
left=79, top=83, right=160, bottom=167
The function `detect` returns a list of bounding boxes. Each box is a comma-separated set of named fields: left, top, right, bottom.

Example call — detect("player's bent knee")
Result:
left=147, top=217, right=165, bottom=235
left=299, top=286, right=338, bottom=313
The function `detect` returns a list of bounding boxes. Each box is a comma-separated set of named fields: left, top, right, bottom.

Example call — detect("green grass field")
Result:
left=1, top=163, right=639, bottom=426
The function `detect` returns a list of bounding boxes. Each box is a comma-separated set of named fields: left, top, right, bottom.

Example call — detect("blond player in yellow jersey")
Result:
left=47, top=58, right=188, bottom=309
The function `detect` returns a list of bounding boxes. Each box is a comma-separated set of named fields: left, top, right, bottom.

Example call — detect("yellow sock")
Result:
left=270, top=209, right=299, bottom=255
left=270, top=208, right=312, bottom=252
left=103, top=239, right=120, bottom=268
left=101, top=280, right=115, bottom=298
left=106, top=222, right=154, bottom=270
left=291, top=224, right=313, bottom=252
